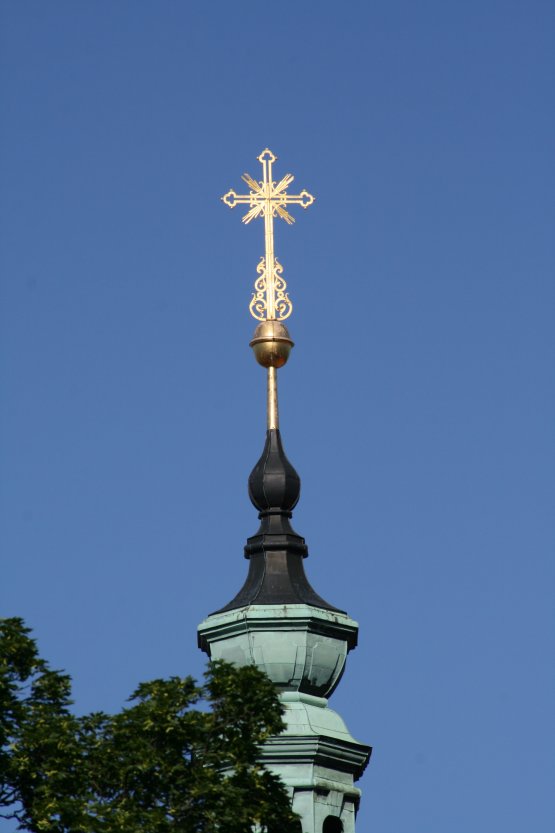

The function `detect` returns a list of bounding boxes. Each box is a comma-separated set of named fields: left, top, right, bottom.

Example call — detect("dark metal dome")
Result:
left=248, top=428, right=301, bottom=514
left=214, top=429, right=343, bottom=614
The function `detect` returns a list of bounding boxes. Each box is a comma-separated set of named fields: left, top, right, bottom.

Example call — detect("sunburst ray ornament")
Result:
left=222, top=148, right=314, bottom=321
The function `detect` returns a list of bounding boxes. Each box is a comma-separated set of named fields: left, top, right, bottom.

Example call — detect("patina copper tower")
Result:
left=198, top=149, right=370, bottom=832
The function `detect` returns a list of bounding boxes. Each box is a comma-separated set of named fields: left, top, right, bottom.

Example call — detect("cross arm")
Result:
left=280, top=189, right=315, bottom=209
left=221, top=189, right=259, bottom=208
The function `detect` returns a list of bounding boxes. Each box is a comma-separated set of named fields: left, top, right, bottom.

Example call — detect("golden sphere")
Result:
left=249, top=320, right=294, bottom=368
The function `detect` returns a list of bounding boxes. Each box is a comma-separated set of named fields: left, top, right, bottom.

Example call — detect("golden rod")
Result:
left=267, top=367, right=279, bottom=430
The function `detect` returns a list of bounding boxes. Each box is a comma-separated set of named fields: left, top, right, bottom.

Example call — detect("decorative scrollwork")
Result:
left=249, top=258, right=268, bottom=321
left=248, top=257, right=292, bottom=321
left=273, top=259, right=292, bottom=320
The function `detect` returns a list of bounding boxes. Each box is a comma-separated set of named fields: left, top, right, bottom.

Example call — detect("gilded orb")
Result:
left=250, top=320, right=294, bottom=368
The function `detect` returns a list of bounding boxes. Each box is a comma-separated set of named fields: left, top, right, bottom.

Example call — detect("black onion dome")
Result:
left=214, top=429, right=343, bottom=615
left=249, top=429, right=300, bottom=513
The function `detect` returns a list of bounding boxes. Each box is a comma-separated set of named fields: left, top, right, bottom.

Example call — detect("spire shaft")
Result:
left=267, top=367, right=279, bottom=430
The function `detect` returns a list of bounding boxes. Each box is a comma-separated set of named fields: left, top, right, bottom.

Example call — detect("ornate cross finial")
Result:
left=222, top=149, right=314, bottom=321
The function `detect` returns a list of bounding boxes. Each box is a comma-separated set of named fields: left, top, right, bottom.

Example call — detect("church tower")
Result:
left=198, top=150, right=371, bottom=832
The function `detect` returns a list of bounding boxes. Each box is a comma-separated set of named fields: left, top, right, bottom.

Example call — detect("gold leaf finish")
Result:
left=222, top=149, right=314, bottom=321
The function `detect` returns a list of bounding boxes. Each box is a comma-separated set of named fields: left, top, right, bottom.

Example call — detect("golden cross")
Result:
left=222, top=149, right=314, bottom=320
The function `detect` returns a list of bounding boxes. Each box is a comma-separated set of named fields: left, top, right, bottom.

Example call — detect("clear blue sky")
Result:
left=1, top=2, right=554, bottom=831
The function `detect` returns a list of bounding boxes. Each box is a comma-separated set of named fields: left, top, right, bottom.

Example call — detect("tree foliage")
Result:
left=0, top=618, right=300, bottom=832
